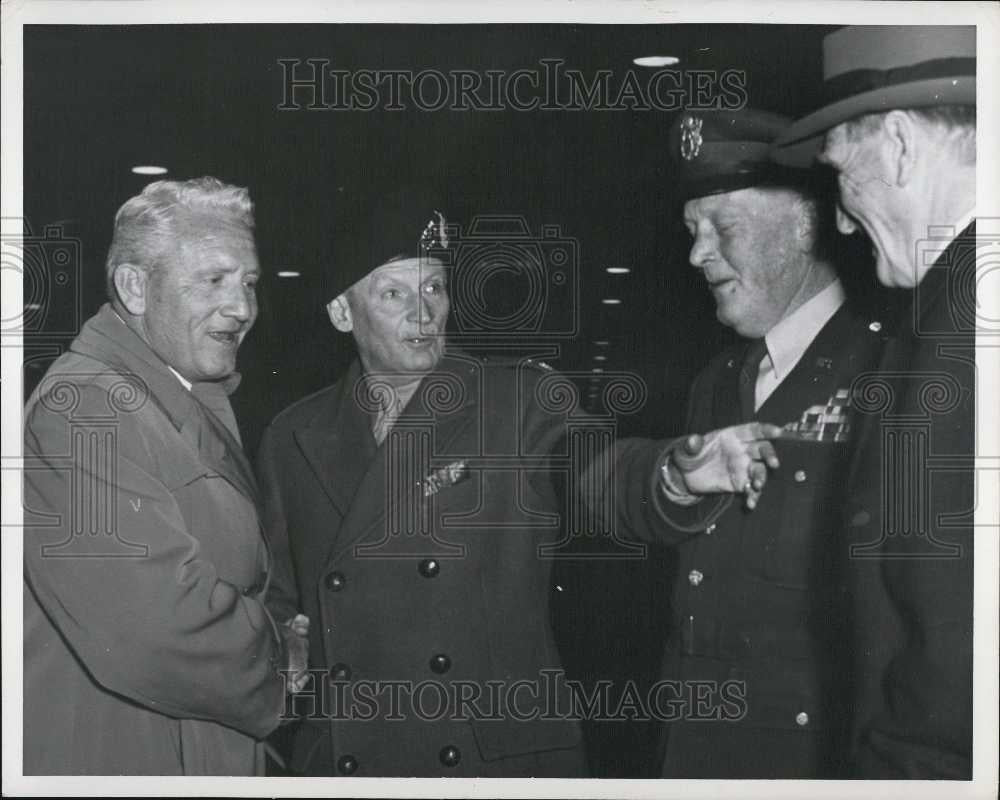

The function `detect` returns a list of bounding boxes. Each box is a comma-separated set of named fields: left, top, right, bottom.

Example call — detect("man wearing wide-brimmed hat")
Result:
left=774, top=26, right=975, bottom=779
left=255, top=187, right=585, bottom=777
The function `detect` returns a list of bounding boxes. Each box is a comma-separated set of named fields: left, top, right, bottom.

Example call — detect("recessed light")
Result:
left=593, top=355, right=607, bottom=362
left=602, top=298, right=622, bottom=305
left=131, top=165, right=168, bottom=175
left=591, top=368, right=604, bottom=374
left=606, top=267, right=631, bottom=275
left=277, top=270, right=301, bottom=278
left=593, top=340, right=610, bottom=346
left=633, top=56, right=679, bottom=68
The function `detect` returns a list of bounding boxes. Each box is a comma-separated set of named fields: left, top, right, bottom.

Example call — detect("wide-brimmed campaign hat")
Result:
left=668, top=108, right=817, bottom=203
left=773, top=25, right=976, bottom=166
left=323, top=185, right=450, bottom=300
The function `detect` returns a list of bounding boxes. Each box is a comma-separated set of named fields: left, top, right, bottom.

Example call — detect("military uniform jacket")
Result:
left=595, top=302, right=884, bottom=777
left=257, top=351, right=585, bottom=777
left=842, top=224, right=975, bottom=778
left=22, top=304, right=286, bottom=775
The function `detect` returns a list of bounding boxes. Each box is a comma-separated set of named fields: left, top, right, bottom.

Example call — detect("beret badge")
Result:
left=679, top=115, right=704, bottom=161
left=419, top=210, right=449, bottom=253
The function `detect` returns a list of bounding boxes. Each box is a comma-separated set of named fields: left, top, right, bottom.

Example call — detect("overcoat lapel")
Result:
left=69, top=304, right=261, bottom=509
left=293, top=360, right=378, bottom=519
left=327, top=355, right=480, bottom=564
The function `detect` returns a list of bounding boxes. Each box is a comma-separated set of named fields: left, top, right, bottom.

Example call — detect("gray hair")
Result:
left=844, top=105, right=976, bottom=166
left=105, top=176, right=255, bottom=300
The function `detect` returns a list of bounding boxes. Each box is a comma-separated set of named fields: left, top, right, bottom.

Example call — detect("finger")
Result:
left=758, top=441, right=780, bottom=469
left=757, top=423, right=784, bottom=440
left=745, top=487, right=762, bottom=511
left=684, top=433, right=704, bottom=455
left=749, top=461, right=768, bottom=492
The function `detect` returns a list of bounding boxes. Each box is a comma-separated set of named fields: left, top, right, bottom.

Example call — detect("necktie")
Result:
left=739, top=338, right=768, bottom=420
left=372, top=392, right=403, bottom=445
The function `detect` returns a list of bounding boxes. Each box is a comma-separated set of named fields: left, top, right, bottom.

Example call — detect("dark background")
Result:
left=22, top=23, right=883, bottom=776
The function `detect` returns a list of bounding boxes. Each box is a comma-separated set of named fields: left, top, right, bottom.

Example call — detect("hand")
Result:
left=281, top=613, right=310, bottom=694
left=669, top=422, right=782, bottom=509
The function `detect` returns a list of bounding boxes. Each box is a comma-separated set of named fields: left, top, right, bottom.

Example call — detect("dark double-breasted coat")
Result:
left=23, top=304, right=286, bottom=775
left=842, top=224, right=975, bottom=778
left=256, top=351, right=585, bottom=777
left=589, top=301, right=884, bottom=777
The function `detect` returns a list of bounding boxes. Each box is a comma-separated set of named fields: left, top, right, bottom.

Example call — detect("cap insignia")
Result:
left=680, top=115, right=704, bottom=161
left=420, top=210, right=449, bottom=252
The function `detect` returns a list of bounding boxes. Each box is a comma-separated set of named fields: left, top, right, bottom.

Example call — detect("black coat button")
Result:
left=329, top=662, right=352, bottom=682
left=324, top=571, right=346, bottom=592
left=337, top=754, right=358, bottom=775
left=418, top=558, right=440, bottom=578
left=439, top=745, right=461, bottom=767
left=429, top=653, right=452, bottom=674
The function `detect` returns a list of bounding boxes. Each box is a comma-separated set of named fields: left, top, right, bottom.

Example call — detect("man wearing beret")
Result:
left=256, top=187, right=585, bottom=776
left=774, top=26, right=976, bottom=778
left=582, top=109, right=885, bottom=777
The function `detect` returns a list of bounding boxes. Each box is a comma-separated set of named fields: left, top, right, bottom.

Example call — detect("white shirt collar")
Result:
left=952, top=206, right=976, bottom=240
left=168, top=366, right=193, bottom=392
left=764, top=279, right=846, bottom=382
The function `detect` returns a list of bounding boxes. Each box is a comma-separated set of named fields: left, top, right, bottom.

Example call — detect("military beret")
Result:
left=324, top=185, right=450, bottom=300
left=668, top=108, right=814, bottom=203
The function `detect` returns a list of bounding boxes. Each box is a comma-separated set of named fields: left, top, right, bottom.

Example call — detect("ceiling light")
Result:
left=277, top=271, right=301, bottom=278
left=591, top=368, right=604, bottom=374
left=593, top=340, right=610, bottom=346
left=606, top=267, right=631, bottom=275
left=602, top=298, right=622, bottom=305
left=593, top=355, right=607, bottom=362
left=633, top=56, right=679, bottom=68
left=131, top=165, right=168, bottom=175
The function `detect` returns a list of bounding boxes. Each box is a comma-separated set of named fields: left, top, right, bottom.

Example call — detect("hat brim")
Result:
left=771, top=76, right=975, bottom=167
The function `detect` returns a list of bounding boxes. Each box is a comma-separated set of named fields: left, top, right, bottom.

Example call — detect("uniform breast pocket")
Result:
left=746, top=440, right=849, bottom=590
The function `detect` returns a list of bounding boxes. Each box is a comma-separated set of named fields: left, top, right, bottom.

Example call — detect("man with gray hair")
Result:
left=774, top=26, right=976, bottom=778
left=23, top=176, right=308, bottom=775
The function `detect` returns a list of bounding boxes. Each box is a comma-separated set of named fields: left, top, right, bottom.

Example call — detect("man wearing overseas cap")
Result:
left=774, top=25, right=976, bottom=778
left=255, top=187, right=586, bottom=776
left=581, top=108, right=885, bottom=777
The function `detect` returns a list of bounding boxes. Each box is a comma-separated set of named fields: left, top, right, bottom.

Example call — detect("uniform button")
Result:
left=337, top=754, right=358, bottom=774
left=329, top=662, right=352, bottom=682
left=704, top=523, right=716, bottom=535
left=796, top=711, right=809, bottom=726
left=418, top=558, right=440, bottom=578
left=439, top=745, right=461, bottom=767
left=869, top=321, right=882, bottom=332
left=688, top=569, right=704, bottom=586
left=324, top=571, right=346, bottom=592
left=429, top=653, right=452, bottom=674
left=794, top=470, right=807, bottom=483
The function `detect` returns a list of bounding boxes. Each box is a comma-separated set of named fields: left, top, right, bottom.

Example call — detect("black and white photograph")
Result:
left=2, top=1, right=998, bottom=797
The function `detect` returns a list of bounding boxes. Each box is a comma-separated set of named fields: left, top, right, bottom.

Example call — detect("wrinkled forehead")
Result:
left=367, top=256, right=447, bottom=284
left=683, top=186, right=779, bottom=222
